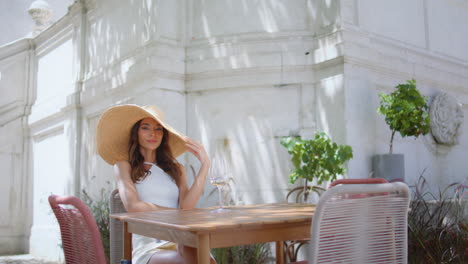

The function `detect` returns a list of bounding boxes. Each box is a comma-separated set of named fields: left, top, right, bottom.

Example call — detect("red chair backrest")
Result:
left=49, top=194, right=107, bottom=264
left=329, top=178, right=388, bottom=188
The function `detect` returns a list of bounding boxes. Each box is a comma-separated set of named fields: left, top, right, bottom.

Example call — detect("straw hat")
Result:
left=96, top=104, right=187, bottom=165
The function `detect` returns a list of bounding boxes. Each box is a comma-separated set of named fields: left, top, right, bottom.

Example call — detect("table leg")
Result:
left=197, top=234, right=210, bottom=264
left=123, top=222, right=132, bottom=260
left=276, top=241, right=284, bottom=264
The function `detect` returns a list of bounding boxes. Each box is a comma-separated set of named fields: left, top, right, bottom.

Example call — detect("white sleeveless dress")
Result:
left=132, top=163, right=179, bottom=264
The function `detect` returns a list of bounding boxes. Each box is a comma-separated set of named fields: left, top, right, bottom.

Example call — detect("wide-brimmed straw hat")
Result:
left=96, top=104, right=187, bottom=165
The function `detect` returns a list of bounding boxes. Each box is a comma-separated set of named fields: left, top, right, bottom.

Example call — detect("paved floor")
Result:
left=0, top=255, right=61, bottom=264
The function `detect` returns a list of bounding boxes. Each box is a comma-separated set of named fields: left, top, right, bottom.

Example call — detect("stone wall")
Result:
left=185, top=0, right=335, bottom=204
left=341, top=0, right=468, bottom=188
left=0, top=39, right=34, bottom=255
left=0, top=0, right=466, bottom=260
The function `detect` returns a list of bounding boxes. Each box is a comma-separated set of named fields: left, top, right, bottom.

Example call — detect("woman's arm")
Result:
left=114, top=160, right=173, bottom=212
left=177, top=137, right=211, bottom=210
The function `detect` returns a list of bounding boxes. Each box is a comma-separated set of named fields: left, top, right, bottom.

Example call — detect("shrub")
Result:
left=408, top=176, right=467, bottom=263
left=211, top=243, right=271, bottom=264
left=82, top=188, right=111, bottom=263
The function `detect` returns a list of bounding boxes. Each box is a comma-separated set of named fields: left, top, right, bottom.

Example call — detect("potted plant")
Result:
left=281, top=131, right=353, bottom=202
left=280, top=132, right=353, bottom=262
left=374, top=79, right=430, bottom=181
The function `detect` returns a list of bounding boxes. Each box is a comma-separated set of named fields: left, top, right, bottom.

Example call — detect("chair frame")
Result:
left=110, top=189, right=127, bottom=264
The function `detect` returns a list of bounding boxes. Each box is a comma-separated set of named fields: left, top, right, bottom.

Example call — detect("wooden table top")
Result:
left=110, top=203, right=315, bottom=232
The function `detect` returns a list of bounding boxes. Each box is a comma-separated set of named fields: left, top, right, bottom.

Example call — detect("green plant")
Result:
left=211, top=243, right=271, bottom=264
left=281, top=132, right=353, bottom=194
left=280, top=132, right=352, bottom=262
left=408, top=176, right=467, bottom=264
left=82, top=188, right=111, bottom=264
left=377, top=79, right=430, bottom=154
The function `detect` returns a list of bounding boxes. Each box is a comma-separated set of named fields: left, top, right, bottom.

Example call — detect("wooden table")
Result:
left=110, top=203, right=315, bottom=264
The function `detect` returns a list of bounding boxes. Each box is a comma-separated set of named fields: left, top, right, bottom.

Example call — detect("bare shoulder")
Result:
left=115, top=160, right=131, bottom=169
left=114, top=161, right=131, bottom=179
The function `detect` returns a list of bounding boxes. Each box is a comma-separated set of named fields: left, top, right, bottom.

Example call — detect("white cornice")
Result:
left=31, top=124, right=64, bottom=143
left=186, top=31, right=323, bottom=57
left=342, top=27, right=468, bottom=93
left=34, top=24, right=74, bottom=57
left=0, top=39, right=34, bottom=61
left=28, top=109, right=66, bottom=135
left=83, top=40, right=185, bottom=83
left=188, top=30, right=314, bottom=48
left=0, top=100, right=27, bottom=127
left=185, top=31, right=343, bottom=69
left=80, top=70, right=185, bottom=109
left=344, top=27, right=468, bottom=68
left=185, top=56, right=343, bottom=82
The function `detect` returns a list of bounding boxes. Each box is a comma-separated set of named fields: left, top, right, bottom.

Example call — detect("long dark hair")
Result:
left=128, top=119, right=181, bottom=183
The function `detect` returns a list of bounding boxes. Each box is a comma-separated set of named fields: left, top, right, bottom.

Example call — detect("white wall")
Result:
left=356, top=0, right=468, bottom=61
left=30, top=38, right=74, bottom=122
left=185, top=0, right=343, bottom=204
left=427, top=0, right=468, bottom=61
left=0, top=119, right=30, bottom=254
left=29, top=127, right=69, bottom=261
left=191, top=0, right=309, bottom=37
left=358, top=0, right=426, bottom=48
left=85, top=0, right=183, bottom=75
left=342, top=0, right=468, bottom=188
left=0, top=40, right=33, bottom=255
left=26, top=18, right=76, bottom=260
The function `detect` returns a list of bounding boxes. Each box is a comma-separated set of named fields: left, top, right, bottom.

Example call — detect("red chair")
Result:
left=49, top=194, right=107, bottom=264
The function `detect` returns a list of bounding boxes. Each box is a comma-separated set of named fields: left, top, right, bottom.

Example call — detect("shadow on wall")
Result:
left=227, top=115, right=290, bottom=204
left=316, top=72, right=346, bottom=143
left=192, top=104, right=291, bottom=205
left=196, top=0, right=340, bottom=39
left=86, top=0, right=179, bottom=93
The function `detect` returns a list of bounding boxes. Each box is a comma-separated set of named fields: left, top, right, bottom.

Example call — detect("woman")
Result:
left=97, top=104, right=216, bottom=264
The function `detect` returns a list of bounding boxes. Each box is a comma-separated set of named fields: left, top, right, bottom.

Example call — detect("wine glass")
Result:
left=210, top=152, right=230, bottom=213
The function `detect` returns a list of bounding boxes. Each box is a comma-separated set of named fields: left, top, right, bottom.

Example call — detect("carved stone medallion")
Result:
left=429, top=93, right=464, bottom=145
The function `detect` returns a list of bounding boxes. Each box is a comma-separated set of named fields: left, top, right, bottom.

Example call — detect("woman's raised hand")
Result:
left=184, top=136, right=210, bottom=167
left=178, top=137, right=211, bottom=209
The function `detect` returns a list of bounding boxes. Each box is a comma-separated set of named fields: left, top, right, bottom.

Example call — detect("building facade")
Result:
left=0, top=0, right=466, bottom=260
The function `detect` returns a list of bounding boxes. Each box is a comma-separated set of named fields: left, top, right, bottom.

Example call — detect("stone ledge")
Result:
left=0, top=255, right=61, bottom=264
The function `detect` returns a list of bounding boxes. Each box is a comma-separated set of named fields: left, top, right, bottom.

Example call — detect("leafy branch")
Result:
left=377, top=79, right=430, bottom=154
left=280, top=132, right=353, bottom=188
